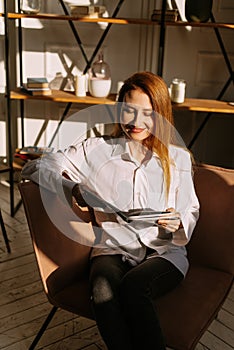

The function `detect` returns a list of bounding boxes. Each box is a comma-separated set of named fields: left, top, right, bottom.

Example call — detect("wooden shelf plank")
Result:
left=9, top=90, right=234, bottom=114
left=10, top=89, right=117, bottom=105
left=2, top=13, right=234, bottom=29
left=172, top=98, right=234, bottom=114
left=6, top=12, right=148, bottom=24
left=166, top=21, right=234, bottom=29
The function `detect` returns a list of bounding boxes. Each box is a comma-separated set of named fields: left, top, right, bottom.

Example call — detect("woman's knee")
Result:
left=90, top=255, right=128, bottom=304
left=92, top=275, right=115, bottom=304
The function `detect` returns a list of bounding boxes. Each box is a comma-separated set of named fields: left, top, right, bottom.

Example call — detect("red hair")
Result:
left=113, top=71, right=175, bottom=197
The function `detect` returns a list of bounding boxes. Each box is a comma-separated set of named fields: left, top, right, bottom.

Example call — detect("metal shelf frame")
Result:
left=3, top=0, right=126, bottom=216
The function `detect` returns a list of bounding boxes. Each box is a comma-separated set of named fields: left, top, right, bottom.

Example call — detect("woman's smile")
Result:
left=121, top=88, right=154, bottom=142
left=126, top=125, right=146, bottom=133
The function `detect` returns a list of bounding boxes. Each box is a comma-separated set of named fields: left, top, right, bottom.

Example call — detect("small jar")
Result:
left=20, top=0, right=41, bottom=14
left=88, top=52, right=111, bottom=98
left=170, top=78, right=186, bottom=103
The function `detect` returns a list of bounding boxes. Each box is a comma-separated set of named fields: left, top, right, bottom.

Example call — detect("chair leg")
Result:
left=29, top=305, right=58, bottom=350
left=0, top=209, right=11, bottom=253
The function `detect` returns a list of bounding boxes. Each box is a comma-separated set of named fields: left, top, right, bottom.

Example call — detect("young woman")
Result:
left=22, top=71, right=199, bottom=350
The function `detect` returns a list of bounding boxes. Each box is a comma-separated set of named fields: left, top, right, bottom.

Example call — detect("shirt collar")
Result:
left=111, top=137, right=129, bottom=158
left=110, top=137, right=160, bottom=162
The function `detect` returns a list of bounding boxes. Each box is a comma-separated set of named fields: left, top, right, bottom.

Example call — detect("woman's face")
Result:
left=120, top=88, right=155, bottom=142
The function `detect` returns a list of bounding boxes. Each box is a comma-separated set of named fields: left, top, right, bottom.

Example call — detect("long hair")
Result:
left=112, top=71, right=174, bottom=197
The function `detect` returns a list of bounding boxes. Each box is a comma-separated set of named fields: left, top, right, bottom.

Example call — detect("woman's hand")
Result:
left=157, top=208, right=181, bottom=233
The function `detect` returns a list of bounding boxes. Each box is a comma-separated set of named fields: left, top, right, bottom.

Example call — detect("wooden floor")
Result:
left=0, top=182, right=233, bottom=350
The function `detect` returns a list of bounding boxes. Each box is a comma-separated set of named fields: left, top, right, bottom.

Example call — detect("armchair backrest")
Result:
left=187, top=164, right=234, bottom=275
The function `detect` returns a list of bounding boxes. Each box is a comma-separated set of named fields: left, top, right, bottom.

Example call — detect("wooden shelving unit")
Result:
left=2, top=0, right=234, bottom=215
left=3, top=10, right=234, bottom=117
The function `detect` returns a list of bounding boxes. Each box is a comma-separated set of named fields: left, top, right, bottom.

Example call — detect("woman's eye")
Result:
left=122, top=105, right=153, bottom=117
left=123, top=106, right=135, bottom=114
left=143, top=111, right=153, bottom=117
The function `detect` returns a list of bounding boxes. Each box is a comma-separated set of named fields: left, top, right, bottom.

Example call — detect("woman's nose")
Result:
left=134, top=109, right=145, bottom=126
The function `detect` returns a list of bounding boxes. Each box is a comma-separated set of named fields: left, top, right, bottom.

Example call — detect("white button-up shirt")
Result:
left=22, top=136, right=199, bottom=276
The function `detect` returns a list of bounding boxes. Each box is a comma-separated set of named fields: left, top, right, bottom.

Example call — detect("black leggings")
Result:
left=89, top=254, right=183, bottom=350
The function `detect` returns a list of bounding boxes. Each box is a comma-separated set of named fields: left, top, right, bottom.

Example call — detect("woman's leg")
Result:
left=120, top=257, right=184, bottom=350
left=89, top=255, right=133, bottom=350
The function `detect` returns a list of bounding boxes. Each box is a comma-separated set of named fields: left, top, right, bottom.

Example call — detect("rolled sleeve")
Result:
left=21, top=142, right=88, bottom=205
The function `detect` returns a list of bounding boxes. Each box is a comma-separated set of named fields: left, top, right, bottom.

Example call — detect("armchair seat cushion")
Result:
left=155, top=265, right=233, bottom=350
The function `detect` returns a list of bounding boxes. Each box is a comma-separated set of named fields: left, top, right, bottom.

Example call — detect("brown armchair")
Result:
left=18, top=163, right=234, bottom=350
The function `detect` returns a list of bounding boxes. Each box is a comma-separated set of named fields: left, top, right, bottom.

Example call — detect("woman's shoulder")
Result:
left=82, top=136, right=105, bottom=147
left=169, top=144, right=190, bottom=157
left=82, top=135, right=117, bottom=146
left=80, top=135, right=119, bottom=153
left=169, top=145, right=192, bottom=170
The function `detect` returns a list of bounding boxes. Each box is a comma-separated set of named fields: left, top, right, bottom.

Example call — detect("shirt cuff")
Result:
left=172, top=227, right=188, bottom=246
